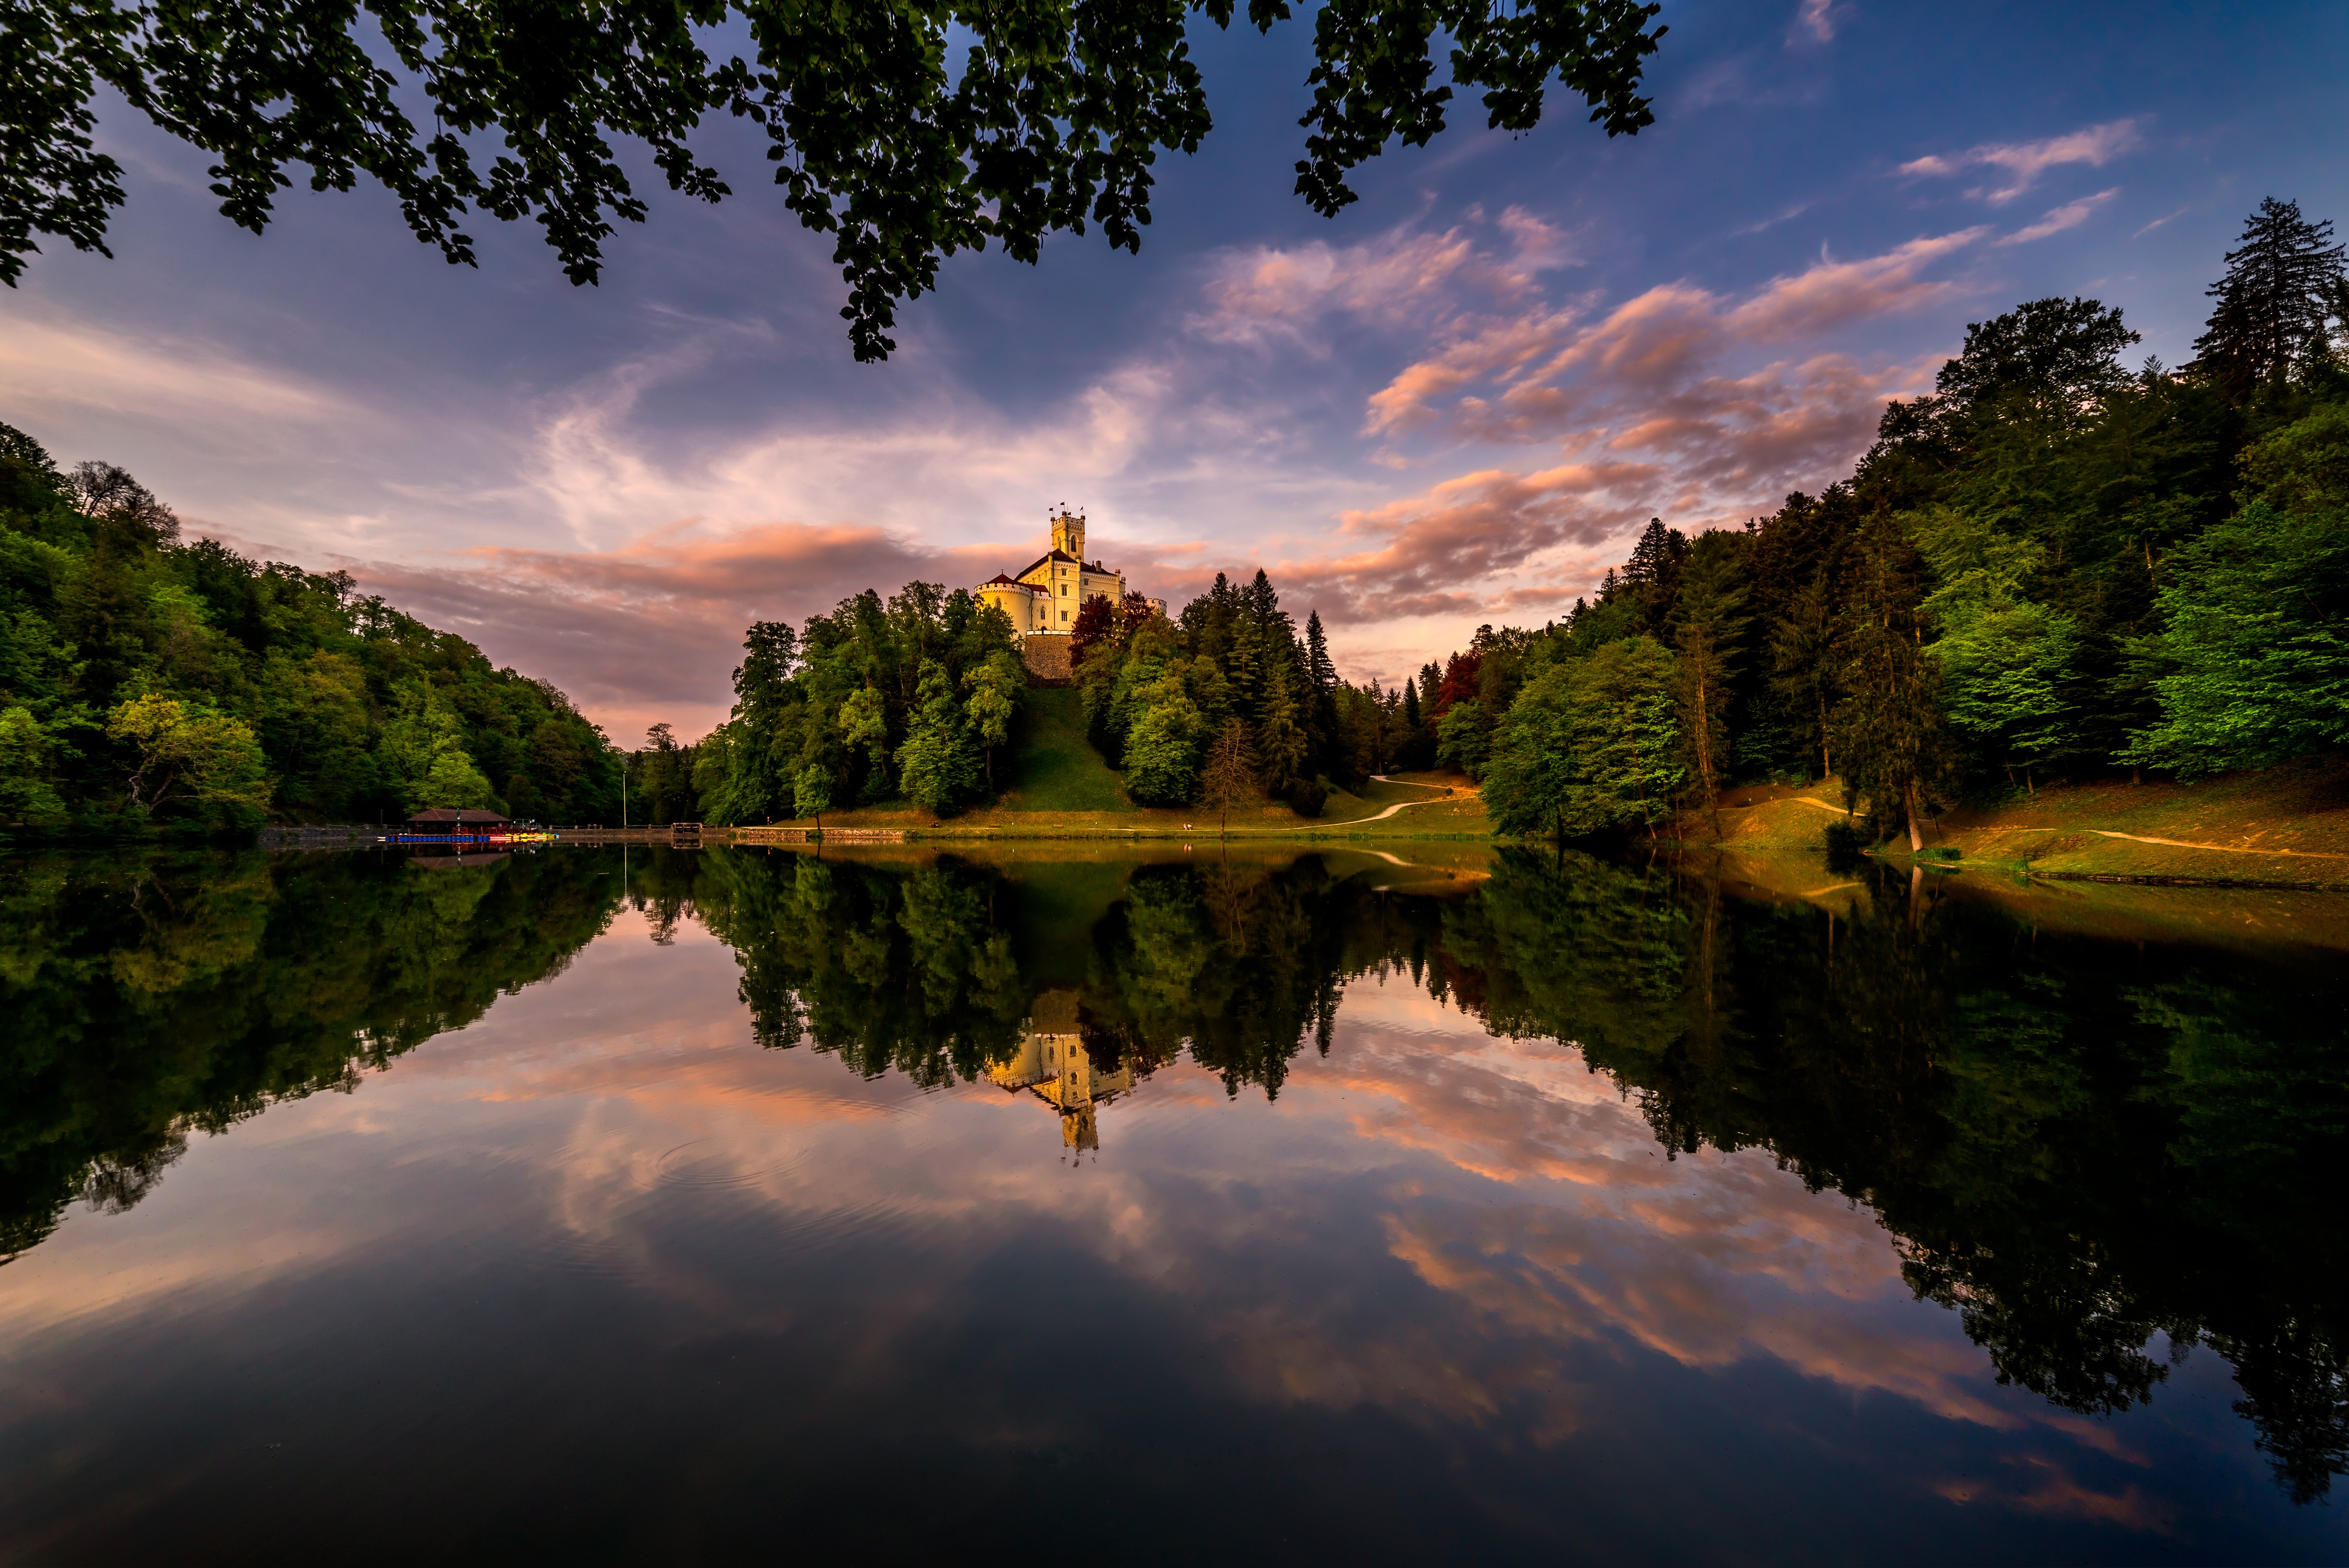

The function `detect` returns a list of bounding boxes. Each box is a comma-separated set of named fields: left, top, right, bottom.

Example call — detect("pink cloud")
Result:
left=1724, top=229, right=1987, bottom=339
left=1194, top=208, right=1573, bottom=346
left=1271, top=463, right=1660, bottom=623
left=1369, top=229, right=1974, bottom=442
left=1898, top=119, right=2144, bottom=206
left=334, top=520, right=1074, bottom=740
left=1998, top=188, right=2120, bottom=246
left=1790, top=0, right=1843, bottom=45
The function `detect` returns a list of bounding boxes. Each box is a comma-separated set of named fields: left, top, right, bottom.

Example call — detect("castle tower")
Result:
left=1051, top=508, right=1086, bottom=562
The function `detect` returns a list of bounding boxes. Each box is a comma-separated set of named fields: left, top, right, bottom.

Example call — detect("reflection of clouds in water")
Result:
left=2, top=912, right=2160, bottom=1530
left=1272, top=973, right=2159, bottom=1499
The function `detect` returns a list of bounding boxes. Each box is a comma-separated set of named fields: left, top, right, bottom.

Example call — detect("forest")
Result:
left=677, top=200, right=2347, bottom=837
left=1464, top=197, right=2349, bottom=845
left=675, top=561, right=1419, bottom=824
left=11, top=198, right=2342, bottom=840
left=0, top=429, right=622, bottom=831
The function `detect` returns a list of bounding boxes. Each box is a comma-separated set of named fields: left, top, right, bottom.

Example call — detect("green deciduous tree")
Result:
left=793, top=762, right=832, bottom=831
left=1435, top=698, right=1488, bottom=778
left=1913, top=504, right=2080, bottom=789
left=1481, top=666, right=1574, bottom=838
left=2123, top=502, right=2349, bottom=777
left=837, top=685, right=892, bottom=803
left=1483, top=635, right=1680, bottom=838
left=963, top=649, right=1020, bottom=789
left=1123, top=676, right=1204, bottom=806
left=0, top=704, right=67, bottom=820
left=104, top=692, right=269, bottom=822
left=896, top=658, right=983, bottom=814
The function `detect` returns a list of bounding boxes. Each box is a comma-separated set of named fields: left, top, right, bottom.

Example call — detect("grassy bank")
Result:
left=1669, top=757, right=2349, bottom=889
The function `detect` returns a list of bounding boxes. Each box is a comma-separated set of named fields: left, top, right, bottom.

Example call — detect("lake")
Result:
left=2, top=841, right=2343, bottom=1563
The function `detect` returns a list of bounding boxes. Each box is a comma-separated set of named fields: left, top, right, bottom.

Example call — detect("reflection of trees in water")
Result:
left=0, top=848, right=623, bottom=1260
left=692, top=851, right=1402, bottom=1105
left=1453, top=846, right=2349, bottom=1505
left=690, top=851, right=1029, bottom=1087
left=669, top=842, right=2349, bottom=1502
left=6, top=841, right=2339, bottom=1502
left=1081, top=860, right=1356, bottom=1101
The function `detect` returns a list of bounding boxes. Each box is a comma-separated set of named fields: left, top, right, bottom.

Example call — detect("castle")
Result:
left=975, top=508, right=1164, bottom=659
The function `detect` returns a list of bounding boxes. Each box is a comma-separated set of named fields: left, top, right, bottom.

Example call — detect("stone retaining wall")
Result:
left=1021, top=633, right=1073, bottom=684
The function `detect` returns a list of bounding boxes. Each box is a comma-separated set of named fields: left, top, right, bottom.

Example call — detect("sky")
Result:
left=6, top=0, right=2346, bottom=740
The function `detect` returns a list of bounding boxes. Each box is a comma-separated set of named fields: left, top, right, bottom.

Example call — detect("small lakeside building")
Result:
left=406, top=808, right=510, bottom=830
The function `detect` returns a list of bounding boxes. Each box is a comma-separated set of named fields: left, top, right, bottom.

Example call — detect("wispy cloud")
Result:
left=2131, top=207, right=2187, bottom=239
left=1191, top=209, right=1573, bottom=347
left=1730, top=202, right=1814, bottom=237
left=1998, top=188, right=2120, bottom=245
left=1898, top=119, right=2144, bottom=205
left=0, top=314, right=355, bottom=433
left=1262, top=230, right=1979, bottom=647
left=1790, top=0, right=1845, bottom=45
left=1363, top=230, right=1975, bottom=451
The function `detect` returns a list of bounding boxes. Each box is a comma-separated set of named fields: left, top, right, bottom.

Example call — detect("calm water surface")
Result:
left=2, top=842, right=2344, bottom=1562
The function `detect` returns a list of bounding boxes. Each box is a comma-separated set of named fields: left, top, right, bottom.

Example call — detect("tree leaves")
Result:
left=1, top=0, right=1666, bottom=357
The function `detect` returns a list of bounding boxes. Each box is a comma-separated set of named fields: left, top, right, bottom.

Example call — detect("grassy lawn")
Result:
left=1676, top=759, right=2349, bottom=888
left=997, top=688, right=1128, bottom=813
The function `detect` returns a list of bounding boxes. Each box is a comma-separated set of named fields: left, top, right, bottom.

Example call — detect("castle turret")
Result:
left=1051, top=508, right=1086, bottom=563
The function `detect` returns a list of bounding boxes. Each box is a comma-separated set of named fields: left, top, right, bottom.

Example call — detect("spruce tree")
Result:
left=1669, top=541, right=1751, bottom=826
left=1829, top=515, right=1956, bottom=850
left=1255, top=666, right=1310, bottom=794
left=2192, top=198, right=2349, bottom=395
left=1303, top=609, right=1340, bottom=772
left=1622, top=518, right=1688, bottom=632
left=1304, top=610, right=1338, bottom=692
left=1768, top=570, right=1840, bottom=784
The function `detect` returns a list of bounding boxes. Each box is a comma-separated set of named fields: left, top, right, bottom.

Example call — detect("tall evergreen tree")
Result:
left=1621, top=518, right=1688, bottom=632
left=1829, top=516, right=1956, bottom=850
left=2192, top=198, right=2349, bottom=396
left=1669, top=539, right=1750, bottom=825
left=1302, top=608, right=1340, bottom=774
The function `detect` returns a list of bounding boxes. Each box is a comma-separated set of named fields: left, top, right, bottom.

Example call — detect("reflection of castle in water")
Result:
left=987, top=989, right=1135, bottom=1152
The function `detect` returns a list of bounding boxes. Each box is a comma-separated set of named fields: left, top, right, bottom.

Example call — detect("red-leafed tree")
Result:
left=1068, top=594, right=1117, bottom=667
left=1433, top=650, right=1483, bottom=718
